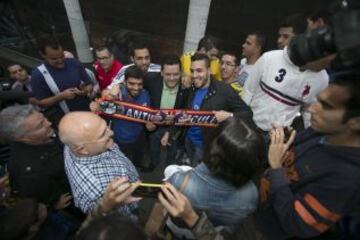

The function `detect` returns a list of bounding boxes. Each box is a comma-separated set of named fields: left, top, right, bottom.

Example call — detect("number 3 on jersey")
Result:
left=275, top=69, right=287, bottom=82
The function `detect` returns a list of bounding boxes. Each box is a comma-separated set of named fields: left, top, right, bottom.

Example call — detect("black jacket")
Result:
left=145, top=74, right=189, bottom=139
left=145, top=74, right=188, bottom=109
left=8, top=138, right=70, bottom=207
left=187, top=78, right=253, bottom=121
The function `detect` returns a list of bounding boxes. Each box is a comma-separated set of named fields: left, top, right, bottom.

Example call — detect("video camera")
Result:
left=288, top=0, right=360, bottom=72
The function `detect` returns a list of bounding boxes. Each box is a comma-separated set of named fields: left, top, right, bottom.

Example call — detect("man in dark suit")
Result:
left=146, top=54, right=188, bottom=170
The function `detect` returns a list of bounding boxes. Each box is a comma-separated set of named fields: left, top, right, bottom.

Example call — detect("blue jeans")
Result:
left=185, top=137, right=203, bottom=167
left=149, top=128, right=178, bottom=168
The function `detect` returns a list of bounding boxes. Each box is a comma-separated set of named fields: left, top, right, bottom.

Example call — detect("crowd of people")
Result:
left=0, top=7, right=360, bottom=240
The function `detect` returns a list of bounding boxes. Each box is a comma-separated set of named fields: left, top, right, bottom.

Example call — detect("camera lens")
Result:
left=288, top=25, right=336, bottom=67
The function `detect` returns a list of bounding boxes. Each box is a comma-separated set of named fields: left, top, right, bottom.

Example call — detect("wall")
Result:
left=11, top=0, right=330, bottom=62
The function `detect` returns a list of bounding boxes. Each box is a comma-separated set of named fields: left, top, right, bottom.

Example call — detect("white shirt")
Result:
left=107, top=63, right=160, bottom=89
left=242, top=48, right=329, bottom=131
left=237, top=58, right=255, bottom=87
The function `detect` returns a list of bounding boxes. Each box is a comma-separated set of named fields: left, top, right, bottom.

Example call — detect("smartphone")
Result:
left=132, top=183, right=164, bottom=198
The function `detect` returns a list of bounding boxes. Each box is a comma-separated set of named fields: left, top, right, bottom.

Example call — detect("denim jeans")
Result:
left=149, top=128, right=178, bottom=168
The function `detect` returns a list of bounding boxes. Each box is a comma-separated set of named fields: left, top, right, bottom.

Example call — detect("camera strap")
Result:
left=37, top=64, right=70, bottom=114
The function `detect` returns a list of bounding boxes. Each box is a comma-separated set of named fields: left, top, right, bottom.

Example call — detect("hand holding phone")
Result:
left=132, top=183, right=164, bottom=198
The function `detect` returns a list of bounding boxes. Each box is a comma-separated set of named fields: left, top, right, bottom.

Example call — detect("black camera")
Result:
left=288, top=0, right=360, bottom=71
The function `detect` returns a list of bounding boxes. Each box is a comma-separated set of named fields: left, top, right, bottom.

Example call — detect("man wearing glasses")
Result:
left=58, top=111, right=139, bottom=218
left=220, top=52, right=242, bottom=96
left=94, top=46, right=123, bottom=90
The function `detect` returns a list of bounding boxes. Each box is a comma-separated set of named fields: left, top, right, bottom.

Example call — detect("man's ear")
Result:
left=14, top=135, right=27, bottom=143
left=130, top=56, right=134, bottom=63
left=73, top=145, right=89, bottom=156
left=347, top=117, right=360, bottom=131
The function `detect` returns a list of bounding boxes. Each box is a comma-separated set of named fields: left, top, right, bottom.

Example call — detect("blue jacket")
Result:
left=169, top=162, right=258, bottom=227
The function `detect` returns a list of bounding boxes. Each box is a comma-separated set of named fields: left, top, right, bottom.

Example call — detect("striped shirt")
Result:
left=108, top=63, right=161, bottom=89
left=64, top=144, right=139, bottom=217
left=242, top=48, right=328, bottom=131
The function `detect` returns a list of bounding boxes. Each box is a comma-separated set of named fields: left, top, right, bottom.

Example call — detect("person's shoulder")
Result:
left=30, top=66, right=44, bottom=81
left=148, top=63, right=161, bottom=72
left=165, top=165, right=192, bottom=188
left=262, top=49, right=283, bottom=59
left=181, top=51, right=195, bottom=58
left=120, top=64, right=132, bottom=73
left=212, top=79, right=234, bottom=92
left=240, top=58, right=247, bottom=65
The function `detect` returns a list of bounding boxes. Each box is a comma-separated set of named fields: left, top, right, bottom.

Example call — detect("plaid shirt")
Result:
left=64, top=144, right=139, bottom=217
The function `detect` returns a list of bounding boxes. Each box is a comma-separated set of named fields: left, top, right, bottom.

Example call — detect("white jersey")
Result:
left=237, top=58, right=255, bottom=87
left=242, top=48, right=329, bottom=131
left=107, top=62, right=161, bottom=89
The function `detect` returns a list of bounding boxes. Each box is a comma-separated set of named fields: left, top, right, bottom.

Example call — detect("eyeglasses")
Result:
left=220, top=61, right=236, bottom=67
left=97, top=56, right=112, bottom=61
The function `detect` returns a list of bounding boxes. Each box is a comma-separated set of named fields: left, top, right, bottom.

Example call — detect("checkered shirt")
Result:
left=64, top=144, right=139, bottom=217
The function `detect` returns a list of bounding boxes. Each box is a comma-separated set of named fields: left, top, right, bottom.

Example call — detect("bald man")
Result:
left=58, top=112, right=139, bottom=218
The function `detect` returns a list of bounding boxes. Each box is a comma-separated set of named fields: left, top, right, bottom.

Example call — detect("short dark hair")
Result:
left=38, top=35, right=62, bottom=54
left=94, top=45, right=113, bottom=55
left=249, top=32, right=267, bottom=53
left=221, top=52, right=240, bottom=66
left=197, top=35, right=221, bottom=52
left=308, top=8, right=330, bottom=24
left=280, top=14, right=307, bottom=35
left=75, top=214, right=147, bottom=240
left=129, top=40, right=150, bottom=57
left=161, top=54, right=181, bottom=70
left=6, top=63, right=22, bottom=71
left=124, top=65, right=144, bottom=81
left=202, top=118, right=265, bottom=187
left=333, top=74, right=360, bottom=123
left=191, top=52, right=210, bottom=68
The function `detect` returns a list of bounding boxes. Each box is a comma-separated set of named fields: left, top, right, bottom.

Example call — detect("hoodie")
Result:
left=256, top=128, right=360, bottom=239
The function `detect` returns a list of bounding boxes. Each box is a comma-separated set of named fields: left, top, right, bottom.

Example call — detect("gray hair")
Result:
left=0, top=104, right=35, bottom=143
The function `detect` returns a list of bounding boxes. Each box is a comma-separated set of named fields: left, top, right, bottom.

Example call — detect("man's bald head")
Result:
left=59, top=112, right=114, bottom=156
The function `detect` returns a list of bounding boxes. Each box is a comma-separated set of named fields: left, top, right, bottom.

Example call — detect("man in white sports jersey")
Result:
left=242, top=47, right=329, bottom=132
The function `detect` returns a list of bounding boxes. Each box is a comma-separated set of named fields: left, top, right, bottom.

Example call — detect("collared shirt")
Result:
left=64, top=144, right=139, bottom=217
left=108, top=63, right=161, bottom=88
left=11, top=77, right=32, bottom=92
left=160, top=82, right=178, bottom=109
